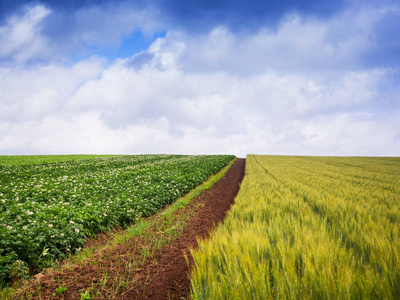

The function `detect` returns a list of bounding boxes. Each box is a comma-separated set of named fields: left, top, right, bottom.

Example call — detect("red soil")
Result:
left=17, top=158, right=245, bottom=299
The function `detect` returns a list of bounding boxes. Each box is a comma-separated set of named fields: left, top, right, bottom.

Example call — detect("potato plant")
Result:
left=0, top=154, right=234, bottom=283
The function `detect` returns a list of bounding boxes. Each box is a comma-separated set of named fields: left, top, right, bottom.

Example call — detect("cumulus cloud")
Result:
left=0, top=56, right=106, bottom=122
left=71, top=4, right=160, bottom=46
left=0, top=2, right=163, bottom=63
left=0, top=4, right=51, bottom=62
left=0, top=6, right=399, bottom=156
left=176, top=7, right=399, bottom=75
left=42, top=2, right=162, bottom=58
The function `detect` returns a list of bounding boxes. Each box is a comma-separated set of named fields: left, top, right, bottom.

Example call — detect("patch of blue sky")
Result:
left=71, top=30, right=166, bottom=64
left=116, top=30, right=166, bottom=59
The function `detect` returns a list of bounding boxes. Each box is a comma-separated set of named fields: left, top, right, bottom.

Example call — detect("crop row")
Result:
left=190, top=155, right=400, bottom=299
left=0, top=154, right=235, bottom=283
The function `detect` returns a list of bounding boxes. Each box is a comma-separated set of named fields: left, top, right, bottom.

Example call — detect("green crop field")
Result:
left=191, top=155, right=400, bottom=299
left=0, top=154, right=234, bottom=284
left=0, top=155, right=118, bottom=166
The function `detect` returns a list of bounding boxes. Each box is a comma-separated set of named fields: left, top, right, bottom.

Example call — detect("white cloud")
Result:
left=0, top=7, right=399, bottom=156
left=0, top=3, right=163, bottom=63
left=71, top=3, right=161, bottom=48
left=177, top=7, right=397, bottom=74
left=0, top=56, right=106, bottom=121
left=294, top=112, right=400, bottom=156
left=0, top=4, right=51, bottom=62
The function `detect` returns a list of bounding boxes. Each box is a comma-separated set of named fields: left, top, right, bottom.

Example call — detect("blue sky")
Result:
left=0, top=0, right=399, bottom=156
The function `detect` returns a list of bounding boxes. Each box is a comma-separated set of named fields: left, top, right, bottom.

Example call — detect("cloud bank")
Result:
left=0, top=2, right=399, bottom=157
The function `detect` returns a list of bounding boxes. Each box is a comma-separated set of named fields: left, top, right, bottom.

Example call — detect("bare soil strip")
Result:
left=16, top=158, right=245, bottom=299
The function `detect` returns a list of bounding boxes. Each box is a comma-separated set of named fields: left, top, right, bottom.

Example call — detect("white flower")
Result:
left=69, top=220, right=74, bottom=224
left=61, top=233, right=64, bottom=237
left=48, top=224, right=53, bottom=228
left=23, top=226, right=28, bottom=230
left=51, top=235, right=55, bottom=238
left=75, top=228, right=79, bottom=233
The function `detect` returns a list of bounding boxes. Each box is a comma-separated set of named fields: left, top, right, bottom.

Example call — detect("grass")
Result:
left=190, top=155, right=400, bottom=299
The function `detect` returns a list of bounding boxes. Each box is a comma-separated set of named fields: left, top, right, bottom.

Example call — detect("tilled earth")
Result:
left=16, top=158, right=245, bottom=299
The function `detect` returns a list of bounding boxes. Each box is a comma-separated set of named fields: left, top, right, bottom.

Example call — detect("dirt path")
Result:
left=124, top=158, right=245, bottom=299
left=17, top=158, right=245, bottom=299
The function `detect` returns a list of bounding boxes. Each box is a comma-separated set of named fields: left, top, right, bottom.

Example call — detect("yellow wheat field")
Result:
left=190, top=155, right=400, bottom=299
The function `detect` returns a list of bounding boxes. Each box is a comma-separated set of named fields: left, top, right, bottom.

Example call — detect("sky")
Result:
left=0, top=0, right=399, bottom=157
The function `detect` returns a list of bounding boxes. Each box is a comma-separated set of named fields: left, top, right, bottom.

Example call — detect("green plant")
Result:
left=9, top=260, right=29, bottom=281
left=55, top=285, right=67, bottom=294
left=80, top=289, right=93, bottom=300
left=0, top=154, right=235, bottom=285
left=99, top=272, right=108, bottom=288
